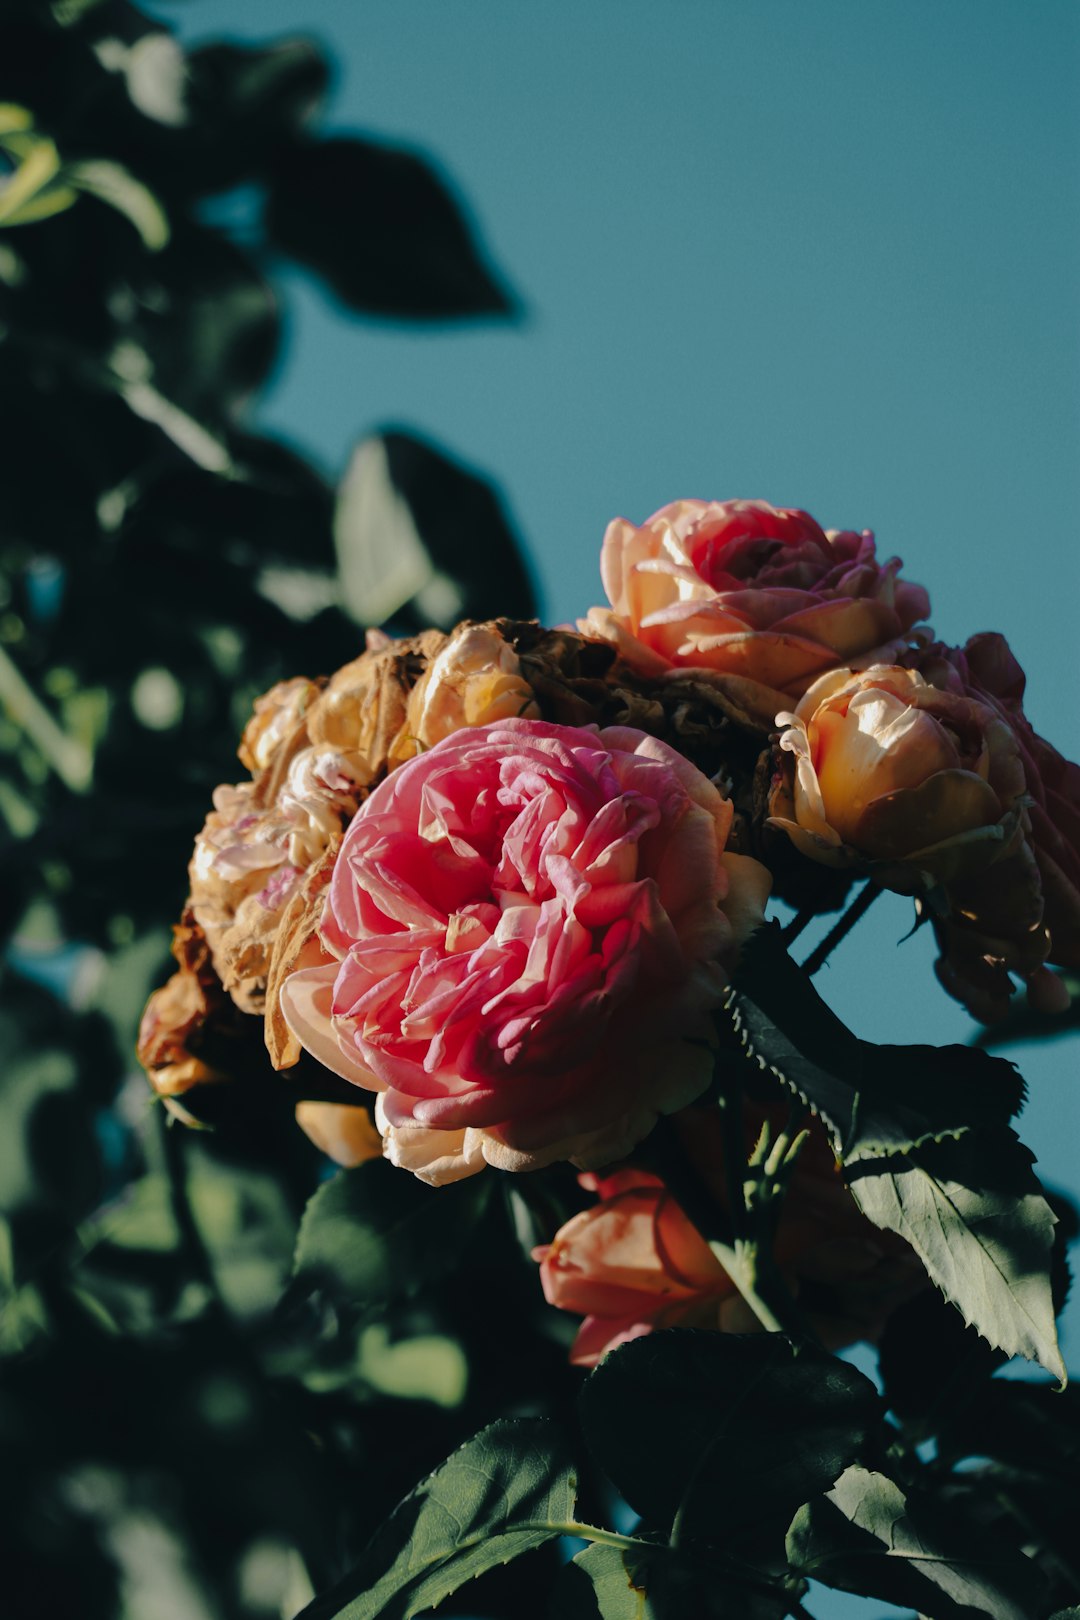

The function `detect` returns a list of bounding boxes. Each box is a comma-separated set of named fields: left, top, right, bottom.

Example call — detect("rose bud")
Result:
left=579, top=499, right=930, bottom=729
left=276, top=719, right=771, bottom=1184
left=767, top=664, right=1028, bottom=892
left=535, top=1106, right=924, bottom=1365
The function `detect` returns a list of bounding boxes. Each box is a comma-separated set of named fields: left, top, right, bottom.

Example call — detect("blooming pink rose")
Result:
left=579, top=499, right=930, bottom=725
left=536, top=1106, right=924, bottom=1365
left=278, top=719, right=770, bottom=1184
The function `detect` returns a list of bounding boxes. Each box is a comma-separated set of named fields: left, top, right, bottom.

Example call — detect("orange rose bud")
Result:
left=536, top=1106, right=924, bottom=1366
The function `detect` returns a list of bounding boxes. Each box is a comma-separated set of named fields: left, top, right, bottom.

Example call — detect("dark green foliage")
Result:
left=579, top=1331, right=878, bottom=1546
left=726, top=922, right=1063, bottom=1378
left=265, top=137, right=517, bottom=319
left=294, top=1420, right=576, bottom=1620
left=786, top=1465, right=1041, bottom=1619
left=0, top=6, right=535, bottom=1617
left=0, top=0, right=528, bottom=959
left=292, top=1157, right=494, bottom=1308
left=334, top=429, right=537, bottom=632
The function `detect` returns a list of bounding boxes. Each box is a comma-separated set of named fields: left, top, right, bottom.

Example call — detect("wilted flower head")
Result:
left=277, top=718, right=770, bottom=1183
left=580, top=499, right=930, bottom=728
left=187, top=622, right=540, bottom=1015
left=909, top=634, right=1080, bottom=1019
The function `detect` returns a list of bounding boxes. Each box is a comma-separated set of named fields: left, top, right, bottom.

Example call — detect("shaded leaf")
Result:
left=334, top=428, right=535, bottom=631
left=554, top=1543, right=651, bottom=1620
left=845, top=1132, right=1062, bottom=1382
left=579, top=1331, right=879, bottom=1546
left=787, top=1464, right=1041, bottom=1620
left=295, top=1418, right=576, bottom=1620
left=728, top=924, right=1062, bottom=1380
left=941, top=1380, right=1080, bottom=1484
left=185, top=37, right=328, bottom=182
left=265, top=135, right=517, bottom=319
left=553, top=1542, right=790, bottom=1620
left=293, top=1156, right=493, bottom=1307
left=728, top=922, right=1025, bottom=1158
left=877, top=1283, right=1007, bottom=1427
left=67, top=158, right=170, bottom=249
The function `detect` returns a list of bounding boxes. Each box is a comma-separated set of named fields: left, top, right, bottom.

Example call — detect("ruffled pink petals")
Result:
left=278, top=962, right=382, bottom=1090
left=280, top=717, right=772, bottom=1179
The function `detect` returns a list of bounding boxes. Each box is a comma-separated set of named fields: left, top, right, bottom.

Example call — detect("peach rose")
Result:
left=768, top=665, right=1027, bottom=891
left=536, top=1107, right=924, bottom=1365
left=579, top=499, right=930, bottom=726
left=391, top=623, right=540, bottom=765
left=278, top=719, right=770, bottom=1184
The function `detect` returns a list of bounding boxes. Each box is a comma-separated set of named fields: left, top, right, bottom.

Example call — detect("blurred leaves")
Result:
left=0, top=0, right=526, bottom=965
left=266, top=135, right=517, bottom=320
left=293, top=1156, right=493, bottom=1309
left=0, top=4, right=531, bottom=1617
left=335, top=429, right=536, bottom=631
left=3, top=6, right=1076, bottom=1620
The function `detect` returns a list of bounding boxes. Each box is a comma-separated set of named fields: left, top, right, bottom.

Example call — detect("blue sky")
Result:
left=155, top=0, right=1080, bottom=1567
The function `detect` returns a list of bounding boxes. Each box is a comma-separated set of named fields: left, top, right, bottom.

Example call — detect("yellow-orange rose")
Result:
left=768, top=664, right=1026, bottom=891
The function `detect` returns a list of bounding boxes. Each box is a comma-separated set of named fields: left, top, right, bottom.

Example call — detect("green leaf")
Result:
left=293, top=1156, right=493, bottom=1307
left=728, top=922, right=1025, bottom=1158
left=67, top=160, right=170, bottom=250
left=846, top=1132, right=1063, bottom=1382
left=554, top=1543, right=651, bottom=1620
left=876, top=1283, right=1006, bottom=1427
left=579, top=1331, right=879, bottom=1547
left=552, top=1542, right=792, bottom=1620
left=787, top=1464, right=1042, bottom=1620
left=294, top=1418, right=575, bottom=1620
left=728, top=923, right=1063, bottom=1381
left=940, top=1380, right=1080, bottom=1484
left=265, top=135, right=518, bottom=320
left=334, top=430, right=535, bottom=632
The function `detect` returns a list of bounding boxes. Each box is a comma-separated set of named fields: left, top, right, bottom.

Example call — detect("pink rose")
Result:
left=278, top=719, right=770, bottom=1184
left=537, top=1106, right=924, bottom=1365
left=580, top=499, right=930, bottom=725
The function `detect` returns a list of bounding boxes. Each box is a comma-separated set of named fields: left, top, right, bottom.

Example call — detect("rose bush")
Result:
left=767, top=664, right=1028, bottom=890
left=579, top=499, right=930, bottom=727
left=277, top=718, right=770, bottom=1183
left=536, top=1105, right=924, bottom=1364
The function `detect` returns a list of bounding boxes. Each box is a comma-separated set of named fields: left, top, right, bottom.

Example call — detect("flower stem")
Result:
left=800, top=880, right=880, bottom=977
left=779, top=905, right=817, bottom=947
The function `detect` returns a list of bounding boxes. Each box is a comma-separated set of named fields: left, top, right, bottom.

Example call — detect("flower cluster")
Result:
left=139, top=494, right=1080, bottom=1362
